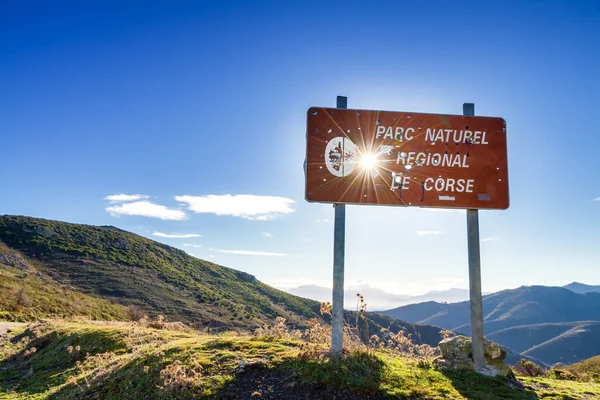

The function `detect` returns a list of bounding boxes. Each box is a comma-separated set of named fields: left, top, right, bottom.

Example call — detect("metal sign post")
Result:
left=464, top=102, right=486, bottom=369
left=331, top=95, right=347, bottom=354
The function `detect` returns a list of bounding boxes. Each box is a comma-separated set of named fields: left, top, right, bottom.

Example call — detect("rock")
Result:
left=235, top=360, right=265, bottom=374
left=236, top=360, right=248, bottom=373
left=439, top=336, right=472, bottom=360
left=484, top=338, right=507, bottom=362
left=437, top=336, right=514, bottom=379
left=476, top=365, right=501, bottom=377
left=438, top=335, right=507, bottom=364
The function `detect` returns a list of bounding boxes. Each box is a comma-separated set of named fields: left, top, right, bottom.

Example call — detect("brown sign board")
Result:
left=305, top=107, right=509, bottom=209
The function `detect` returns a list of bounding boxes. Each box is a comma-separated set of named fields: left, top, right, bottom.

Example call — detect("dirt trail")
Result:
left=0, top=322, right=26, bottom=337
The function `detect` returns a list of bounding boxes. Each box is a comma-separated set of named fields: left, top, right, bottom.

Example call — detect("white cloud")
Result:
left=104, top=194, right=149, bottom=203
left=415, top=230, right=445, bottom=236
left=153, top=232, right=201, bottom=238
left=323, top=219, right=332, bottom=223
left=594, top=197, right=600, bottom=202
left=210, top=248, right=286, bottom=257
left=183, top=244, right=203, bottom=248
left=261, top=232, right=273, bottom=237
left=106, top=201, right=187, bottom=221
left=175, top=194, right=294, bottom=220
left=482, top=236, right=498, bottom=242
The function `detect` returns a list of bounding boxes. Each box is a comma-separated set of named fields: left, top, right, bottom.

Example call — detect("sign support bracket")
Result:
left=464, top=102, right=486, bottom=370
left=331, top=95, right=347, bottom=354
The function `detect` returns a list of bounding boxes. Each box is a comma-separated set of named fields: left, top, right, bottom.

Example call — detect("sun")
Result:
left=359, top=153, right=379, bottom=170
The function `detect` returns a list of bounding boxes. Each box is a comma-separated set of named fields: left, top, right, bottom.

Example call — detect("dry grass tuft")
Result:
left=159, top=359, right=203, bottom=391
left=253, top=295, right=439, bottom=362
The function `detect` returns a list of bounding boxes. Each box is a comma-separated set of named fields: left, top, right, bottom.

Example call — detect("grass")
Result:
left=0, top=216, right=448, bottom=349
left=559, top=355, right=600, bottom=385
left=0, top=215, right=323, bottom=328
left=566, top=355, right=600, bottom=377
left=0, top=263, right=130, bottom=323
left=1, top=321, right=599, bottom=399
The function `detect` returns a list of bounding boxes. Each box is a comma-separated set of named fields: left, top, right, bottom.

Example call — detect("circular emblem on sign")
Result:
left=325, top=137, right=357, bottom=177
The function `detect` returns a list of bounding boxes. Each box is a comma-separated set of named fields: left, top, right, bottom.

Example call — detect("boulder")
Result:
left=235, top=360, right=265, bottom=374
left=434, top=336, right=514, bottom=380
left=438, top=335, right=507, bottom=363
left=484, top=339, right=507, bottom=362
left=439, top=335, right=472, bottom=360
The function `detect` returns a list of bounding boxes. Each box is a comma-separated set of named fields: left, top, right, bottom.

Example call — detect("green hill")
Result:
left=0, top=215, right=446, bottom=347
left=0, top=241, right=130, bottom=322
left=566, top=355, right=600, bottom=378
left=0, top=215, right=320, bottom=328
left=2, top=321, right=599, bottom=399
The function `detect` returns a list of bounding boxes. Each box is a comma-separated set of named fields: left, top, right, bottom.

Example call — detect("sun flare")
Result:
left=359, top=153, right=379, bottom=170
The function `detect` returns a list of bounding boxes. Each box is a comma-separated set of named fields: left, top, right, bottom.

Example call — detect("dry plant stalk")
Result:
left=158, top=359, right=203, bottom=391
left=253, top=295, right=440, bottom=362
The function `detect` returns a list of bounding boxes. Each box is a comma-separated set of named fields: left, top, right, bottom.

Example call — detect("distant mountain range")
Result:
left=562, top=282, right=600, bottom=294
left=285, top=281, right=600, bottom=311
left=382, top=285, right=600, bottom=365
left=285, top=285, right=474, bottom=310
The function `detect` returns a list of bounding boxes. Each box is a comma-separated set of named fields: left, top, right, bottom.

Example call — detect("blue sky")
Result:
left=1, top=0, right=599, bottom=297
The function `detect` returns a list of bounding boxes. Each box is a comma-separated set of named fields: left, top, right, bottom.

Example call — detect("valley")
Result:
left=382, top=287, right=600, bottom=365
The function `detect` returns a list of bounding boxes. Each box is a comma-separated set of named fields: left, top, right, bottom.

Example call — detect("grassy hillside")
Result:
left=0, top=215, right=320, bottom=328
left=0, top=242, right=130, bottom=322
left=0, top=215, right=447, bottom=348
left=1, top=321, right=599, bottom=399
left=566, top=355, right=600, bottom=378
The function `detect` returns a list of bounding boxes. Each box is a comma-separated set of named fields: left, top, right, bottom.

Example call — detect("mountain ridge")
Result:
left=381, top=286, right=600, bottom=365
left=0, top=215, right=446, bottom=348
left=563, top=281, right=600, bottom=294
left=0, top=215, right=319, bottom=328
left=286, top=284, right=473, bottom=310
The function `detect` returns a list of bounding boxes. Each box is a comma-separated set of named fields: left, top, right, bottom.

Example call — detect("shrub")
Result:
left=514, top=359, right=546, bottom=377
left=549, top=367, right=577, bottom=380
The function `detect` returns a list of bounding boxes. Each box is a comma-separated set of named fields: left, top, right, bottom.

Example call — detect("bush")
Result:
left=549, top=367, right=577, bottom=381
left=127, top=306, right=147, bottom=321
left=514, top=359, right=546, bottom=377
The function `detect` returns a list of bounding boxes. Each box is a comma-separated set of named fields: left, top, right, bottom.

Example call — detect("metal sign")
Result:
left=305, top=107, right=509, bottom=209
